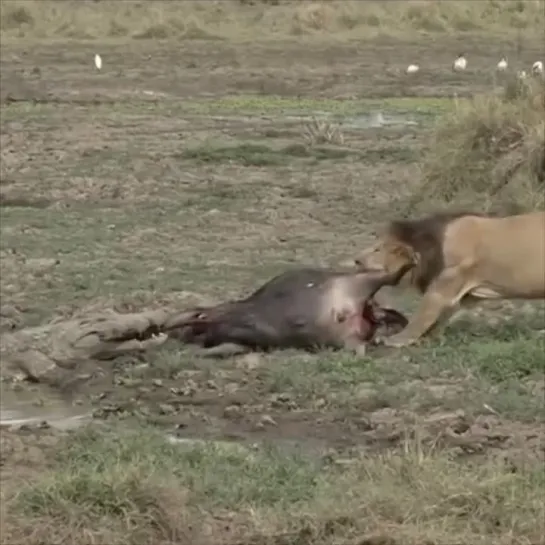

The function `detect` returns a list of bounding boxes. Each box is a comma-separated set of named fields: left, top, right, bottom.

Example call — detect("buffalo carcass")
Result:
left=166, top=266, right=410, bottom=355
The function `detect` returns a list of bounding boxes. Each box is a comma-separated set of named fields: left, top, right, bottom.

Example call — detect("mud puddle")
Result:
left=0, top=382, right=91, bottom=430
left=0, top=382, right=335, bottom=459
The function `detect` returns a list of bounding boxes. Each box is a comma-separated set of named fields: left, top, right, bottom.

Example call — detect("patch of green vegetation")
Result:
left=8, top=423, right=544, bottom=545
left=179, top=142, right=354, bottom=166
left=179, top=141, right=417, bottom=166
left=113, top=311, right=545, bottom=423
left=360, top=146, right=418, bottom=164
left=0, top=203, right=247, bottom=322
left=228, top=315, right=544, bottom=420
left=469, top=338, right=544, bottom=382
left=0, top=96, right=453, bottom=122
left=19, top=426, right=321, bottom=515
left=0, top=102, right=63, bottom=123
left=179, top=95, right=453, bottom=117
left=489, top=378, right=545, bottom=421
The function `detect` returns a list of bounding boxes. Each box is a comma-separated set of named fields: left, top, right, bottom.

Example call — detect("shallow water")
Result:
left=0, top=382, right=91, bottom=430
left=343, top=111, right=419, bottom=129
left=285, top=109, right=421, bottom=129
left=0, top=384, right=331, bottom=456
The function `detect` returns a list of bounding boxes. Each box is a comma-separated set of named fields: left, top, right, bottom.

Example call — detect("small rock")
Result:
left=370, top=407, right=398, bottom=426
left=315, top=398, right=327, bottom=409
left=92, top=408, right=106, bottom=419
left=121, top=377, right=142, bottom=388
left=169, top=387, right=184, bottom=395
left=152, top=379, right=163, bottom=388
left=333, top=458, right=356, bottom=467
left=137, top=386, right=152, bottom=395
left=25, top=258, right=60, bottom=276
left=237, top=353, right=262, bottom=371
left=101, top=403, right=121, bottom=413
left=271, top=392, right=292, bottom=407
left=223, top=405, right=242, bottom=419
left=180, top=379, right=198, bottom=396
left=206, top=380, right=218, bottom=390
left=354, top=383, right=376, bottom=400
left=258, top=414, right=277, bottom=427
left=158, top=403, right=176, bottom=415
left=138, top=406, right=152, bottom=417
left=224, top=382, right=240, bottom=395
left=354, top=417, right=374, bottom=431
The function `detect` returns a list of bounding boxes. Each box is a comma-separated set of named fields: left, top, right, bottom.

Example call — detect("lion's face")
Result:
left=354, top=236, right=416, bottom=279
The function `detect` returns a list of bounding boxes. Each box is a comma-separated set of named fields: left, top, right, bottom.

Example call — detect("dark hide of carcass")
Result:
left=166, top=266, right=410, bottom=354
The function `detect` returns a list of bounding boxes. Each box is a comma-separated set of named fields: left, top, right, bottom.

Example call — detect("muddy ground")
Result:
left=1, top=35, right=544, bottom=545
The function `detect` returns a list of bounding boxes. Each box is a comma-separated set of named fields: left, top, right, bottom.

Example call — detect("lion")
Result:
left=352, top=210, right=545, bottom=347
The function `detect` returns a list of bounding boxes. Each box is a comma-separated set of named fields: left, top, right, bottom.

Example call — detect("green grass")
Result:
left=0, top=96, right=452, bottom=120
left=19, top=426, right=321, bottom=513
left=175, top=96, right=454, bottom=116
left=5, top=423, right=543, bottom=545
left=121, top=313, right=543, bottom=421
left=180, top=142, right=354, bottom=166
left=179, top=141, right=417, bottom=166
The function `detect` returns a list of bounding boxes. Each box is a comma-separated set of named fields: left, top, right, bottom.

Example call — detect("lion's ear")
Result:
left=390, top=241, right=417, bottom=266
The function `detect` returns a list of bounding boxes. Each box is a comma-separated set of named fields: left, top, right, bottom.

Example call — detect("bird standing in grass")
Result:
left=94, top=54, right=102, bottom=70
left=532, top=60, right=543, bottom=75
left=453, top=53, right=467, bottom=71
left=406, top=64, right=419, bottom=74
left=497, top=57, right=508, bottom=71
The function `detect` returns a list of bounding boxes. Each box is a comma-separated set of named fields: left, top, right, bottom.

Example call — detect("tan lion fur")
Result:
left=353, top=210, right=545, bottom=347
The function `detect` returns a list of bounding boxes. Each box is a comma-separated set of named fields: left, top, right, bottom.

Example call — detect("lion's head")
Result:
left=353, top=235, right=418, bottom=287
left=351, top=212, right=476, bottom=294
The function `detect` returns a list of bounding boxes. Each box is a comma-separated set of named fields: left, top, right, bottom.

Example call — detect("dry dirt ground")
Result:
left=1, top=36, right=544, bottom=545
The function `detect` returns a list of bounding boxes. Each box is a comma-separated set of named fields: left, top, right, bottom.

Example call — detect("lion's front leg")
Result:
left=379, top=268, right=470, bottom=347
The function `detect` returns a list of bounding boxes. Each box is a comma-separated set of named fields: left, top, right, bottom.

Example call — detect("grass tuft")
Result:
left=410, top=75, right=545, bottom=212
left=302, top=117, right=345, bottom=147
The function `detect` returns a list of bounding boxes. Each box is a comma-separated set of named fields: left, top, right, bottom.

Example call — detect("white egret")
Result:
left=453, top=53, right=467, bottom=71
left=497, top=57, right=508, bottom=71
